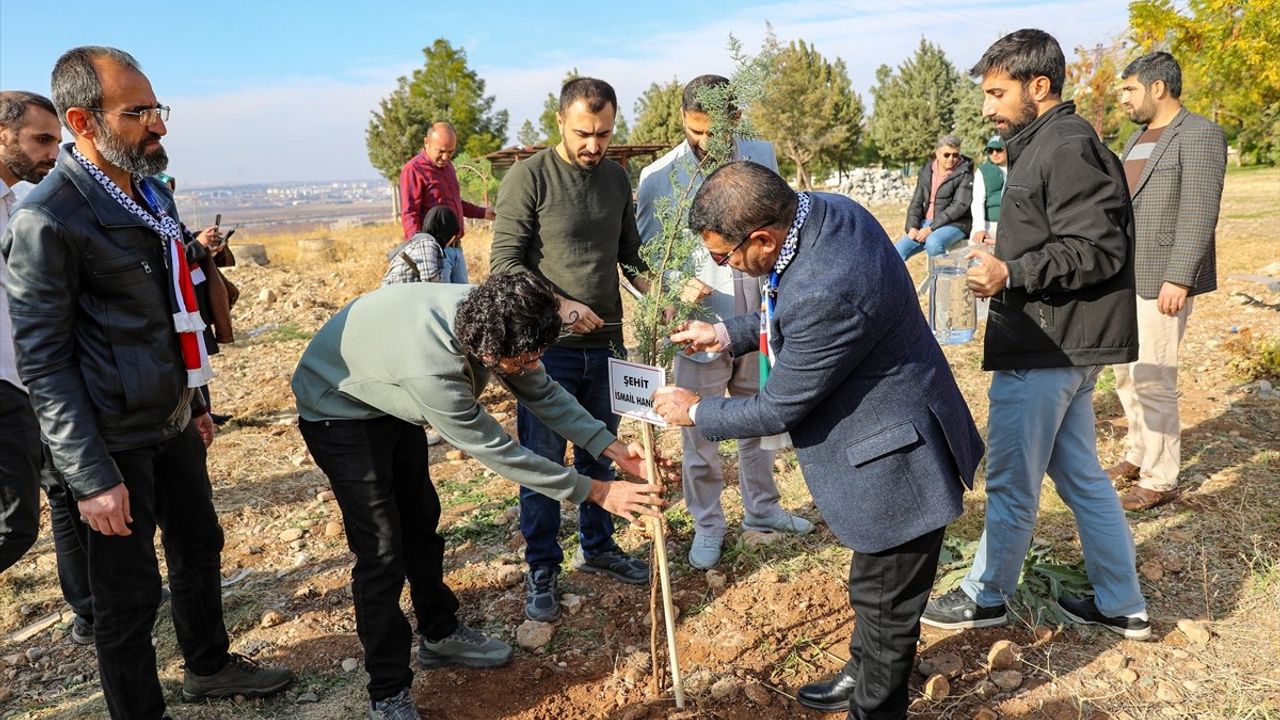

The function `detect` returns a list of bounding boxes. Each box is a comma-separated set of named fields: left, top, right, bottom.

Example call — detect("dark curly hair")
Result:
left=455, top=272, right=562, bottom=363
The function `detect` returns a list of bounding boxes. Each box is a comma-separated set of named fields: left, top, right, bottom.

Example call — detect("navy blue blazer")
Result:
left=696, top=193, right=984, bottom=554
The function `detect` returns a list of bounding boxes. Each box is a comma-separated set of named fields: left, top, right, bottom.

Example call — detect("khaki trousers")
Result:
left=1113, top=295, right=1194, bottom=492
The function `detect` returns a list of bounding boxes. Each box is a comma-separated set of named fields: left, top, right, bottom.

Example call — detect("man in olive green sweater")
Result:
left=489, top=76, right=653, bottom=623
left=291, top=273, right=663, bottom=720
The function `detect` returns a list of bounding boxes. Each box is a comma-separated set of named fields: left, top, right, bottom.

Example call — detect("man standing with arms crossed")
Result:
left=1108, top=51, right=1227, bottom=512
left=2, top=47, right=292, bottom=719
left=490, top=77, right=653, bottom=623
left=636, top=74, right=812, bottom=570
left=921, top=29, right=1151, bottom=640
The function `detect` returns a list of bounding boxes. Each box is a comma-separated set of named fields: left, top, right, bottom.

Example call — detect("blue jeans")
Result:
left=441, top=245, right=468, bottom=284
left=517, top=345, right=622, bottom=570
left=894, top=220, right=966, bottom=261
left=960, top=366, right=1146, bottom=617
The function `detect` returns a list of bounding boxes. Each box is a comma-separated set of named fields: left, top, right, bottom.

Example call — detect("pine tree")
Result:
left=538, top=69, right=581, bottom=146
left=951, top=78, right=991, bottom=159
left=869, top=39, right=961, bottom=168
left=365, top=38, right=507, bottom=182
left=629, top=79, right=684, bottom=147
left=516, top=119, right=539, bottom=147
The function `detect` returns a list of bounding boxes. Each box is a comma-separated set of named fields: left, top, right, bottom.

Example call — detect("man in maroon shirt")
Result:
left=399, top=121, right=495, bottom=283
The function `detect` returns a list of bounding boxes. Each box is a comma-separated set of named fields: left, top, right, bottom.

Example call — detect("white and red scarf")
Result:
left=72, top=148, right=214, bottom=388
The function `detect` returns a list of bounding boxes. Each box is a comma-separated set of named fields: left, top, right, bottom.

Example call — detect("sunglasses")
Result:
left=709, top=236, right=750, bottom=266
left=940, top=152, right=960, bottom=159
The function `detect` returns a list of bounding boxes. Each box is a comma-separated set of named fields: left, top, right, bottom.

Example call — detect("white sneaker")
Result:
left=743, top=511, right=814, bottom=535
left=688, top=532, right=724, bottom=569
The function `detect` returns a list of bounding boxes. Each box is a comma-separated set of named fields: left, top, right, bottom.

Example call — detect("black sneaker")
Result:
left=368, top=687, right=422, bottom=720
left=70, top=615, right=94, bottom=645
left=570, top=546, right=649, bottom=585
left=1056, top=594, right=1151, bottom=640
left=921, top=588, right=1008, bottom=630
left=525, top=566, right=561, bottom=622
left=418, top=623, right=513, bottom=668
left=181, top=652, right=294, bottom=702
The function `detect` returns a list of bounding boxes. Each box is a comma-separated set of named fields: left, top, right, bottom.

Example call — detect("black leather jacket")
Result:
left=0, top=145, right=203, bottom=500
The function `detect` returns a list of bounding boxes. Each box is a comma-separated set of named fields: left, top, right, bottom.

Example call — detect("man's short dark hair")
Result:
left=50, top=46, right=141, bottom=131
left=0, top=91, right=57, bottom=132
left=559, top=77, right=616, bottom=115
left=1123, top=51, right=1182, bottom=99
left=970, top=29, right=1065, bottom=96
left=455, top=272, right=562, bottom=361
left=689, top=161, right=798, bottom=243
left=682, top=74, right=732, bottom=113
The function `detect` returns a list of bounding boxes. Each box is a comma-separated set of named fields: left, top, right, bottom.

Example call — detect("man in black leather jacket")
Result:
left=0, top=46, right=291, bottom=719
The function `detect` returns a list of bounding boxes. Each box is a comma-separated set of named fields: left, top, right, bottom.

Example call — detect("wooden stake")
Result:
left=641, top=422, right=684, bottom=708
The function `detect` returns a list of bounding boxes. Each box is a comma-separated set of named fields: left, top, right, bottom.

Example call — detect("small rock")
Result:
left=296, top=691, right=319, bottom=704
left=289, top=539, right=305, bottom=551
left=973, top=708, right=999, bottom=720
left=973, top=679, right=999, bottom=699
left=561, top=593, right=584, bottom=616
left=341, top=658, right=359, bottom=673
left=444, top=449, right=465, bottom=461
left=515, top=620, right=555, bottom=650
left=1101, top=651, right=1129, bottom=671
left=532, top=666, right=547, bottom=680
left=1156, top=681, right=1182, bottom=702
left=316, top=490, right=336, bottom=502
left=987, top=640, right=1021, bottom=670
left=705, top=569, right=727, bottom=593
left=923, top=673, right=950, bottom=701
left=292, top=552, right=310, bottom=568
left=1034, top=625, right=1054, bottom=642
left=1176, top=619, right=1212, bottom=645
left=496, top=564, right=524, bottom=588
left=1140, top=561, right=1165, bottom=581
left=741, top=530, right=780, bottom=548
left=279, top=528, right=304, bottom=542
left=1181, top=679, right=1202, bottom=693
left=258, top=288, right=277, bottom=304
left=260, top=610, right=287, bottom=628
left=2, top=653, right=26, bottom=668
left=232, top=694, right=247, bottom=705
left=25, top=647, right=45, bottom=663
left=246, top=545, right=264, bottom=555
left=324, top=521, right=344, bottom=537
left=990, top=670, right=1022, bottom=692
left=919, top=652, right=963, bottom=679
left=1118, top=668, right=1139, bottom=683
left=743, top=682, right=771, bottom=706
left=709, top=677, right=738, bottom=701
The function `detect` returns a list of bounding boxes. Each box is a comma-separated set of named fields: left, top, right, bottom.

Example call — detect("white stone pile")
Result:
left=826, top=168, right=915, bottom=206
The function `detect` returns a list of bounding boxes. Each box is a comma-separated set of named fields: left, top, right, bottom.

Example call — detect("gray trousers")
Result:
left=674, top=352, right=780, bottom=535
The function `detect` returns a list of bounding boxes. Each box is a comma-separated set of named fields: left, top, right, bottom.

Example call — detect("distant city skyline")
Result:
left=0, top=1, right=1128, bottom=185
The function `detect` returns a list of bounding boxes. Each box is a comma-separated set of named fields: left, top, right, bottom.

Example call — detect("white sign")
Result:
left=608, top=358, right=667, bottom=427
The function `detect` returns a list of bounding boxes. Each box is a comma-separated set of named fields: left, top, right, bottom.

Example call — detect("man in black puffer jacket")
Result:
left=894, top=133, right=974, bottom=261
left=921, top=29, right=1151, bottom=643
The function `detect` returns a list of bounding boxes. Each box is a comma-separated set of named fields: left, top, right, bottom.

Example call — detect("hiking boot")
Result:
left=1120, top=486, right=1177, bottom=512
left=688, top=532, right=724, bottom=570
left=70, top=615, right=94, bottom=646
left=571, top=546, right=649, bottom=585
left=181, top=652, right=294, bottom=702
left=1057, top=594, right=1151, bottom=640
left=743, top=510, right=815, bottom=535
left=418, top=623, right=513, bottom=669
left=368, top=687, right=422, bottom=720
left=921, top=588, right=1008, bottom=630
left=1104, top=460, right=1141, bottom=486
left=524, top=566, right=561, bottom=622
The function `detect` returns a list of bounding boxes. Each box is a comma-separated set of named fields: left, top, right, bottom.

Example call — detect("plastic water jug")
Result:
left=926, top=248, right=977, bottom=344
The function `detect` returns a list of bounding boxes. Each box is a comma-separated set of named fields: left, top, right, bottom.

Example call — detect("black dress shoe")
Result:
left=796, top=671, right=856, bottom=712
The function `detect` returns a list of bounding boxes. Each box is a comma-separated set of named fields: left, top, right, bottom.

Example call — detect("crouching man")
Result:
left=290, top=272, right=667, bottom=720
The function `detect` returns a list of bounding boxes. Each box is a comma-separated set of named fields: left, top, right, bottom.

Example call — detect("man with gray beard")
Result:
left=0, top=47, right=292, bottom=719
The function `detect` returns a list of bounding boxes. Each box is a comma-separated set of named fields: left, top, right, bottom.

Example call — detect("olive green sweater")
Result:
left=489, top=148, right=647, bottom=350
left=290, top=283, right=615, bottom=503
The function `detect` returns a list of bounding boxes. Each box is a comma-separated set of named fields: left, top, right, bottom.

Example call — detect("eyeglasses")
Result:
left=709, top=236, right=751, bottom=266
left=85, top=105, right=170, bottom=125
left=940, top=152, right=960, bottom=159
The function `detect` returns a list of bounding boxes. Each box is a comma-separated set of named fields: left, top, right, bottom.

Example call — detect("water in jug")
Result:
left=926, top=248, right=977, bottom=344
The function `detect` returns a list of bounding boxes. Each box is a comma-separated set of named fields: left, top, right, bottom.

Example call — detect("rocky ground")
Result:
left=1, top=169, right=1277, bottom=719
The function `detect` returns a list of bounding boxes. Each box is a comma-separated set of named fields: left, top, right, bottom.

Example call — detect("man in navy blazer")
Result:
left=653, top=161, right=984, bottom=719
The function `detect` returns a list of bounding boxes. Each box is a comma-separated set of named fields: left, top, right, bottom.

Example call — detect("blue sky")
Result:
left=1, top=1, right=1128, bottom=184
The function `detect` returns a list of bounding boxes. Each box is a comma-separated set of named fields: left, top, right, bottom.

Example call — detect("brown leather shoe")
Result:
left=1105, top=460, right=1141, bottom=486
left=1121, top=486, right=1176, bottom=511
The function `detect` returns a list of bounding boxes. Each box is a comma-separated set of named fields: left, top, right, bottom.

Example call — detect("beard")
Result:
left=570, top=150, right=600, bottom=172
left=94, top=122, right=168, bottom=176
left=994, top=89, right=1039, bottom=139
left=1126, top=96, right=1157, bottom=125
left=0, top=144, right=55, bottom=184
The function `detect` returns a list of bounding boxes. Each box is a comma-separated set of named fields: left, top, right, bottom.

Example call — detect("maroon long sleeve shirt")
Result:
left=398, top=152, right=488, bottom=240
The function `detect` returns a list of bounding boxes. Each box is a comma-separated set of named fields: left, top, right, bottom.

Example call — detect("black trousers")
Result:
left=91, top=423, right=230, bottom=720
left=42, top=444, right=94, bottom=617
left=844, top=525, right=946, bottom=720
left=0, top=380, right=41, bottom=572
left=299, top=416, right=460, bottom=702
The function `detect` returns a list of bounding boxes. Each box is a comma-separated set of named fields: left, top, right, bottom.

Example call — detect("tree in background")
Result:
left=629, top=79, right=684, bottom=147
left=951, top=78, right=991, bottom=158
left=613, top=112, right=632, bottom=144
left=750, top=33, right=863, bottom=189
left=454, top=153, right=500, bottom=206
left=868, top=38, right=961, bottom=168
left=538, top=68, right=581, bottom=145
left=1066, top=40, right=1132, bottom=151
left=1130, top=0, right=1280, bottom=164
left=516, top=119, right=539, bottom=147
left=365, top=38, right=508, bottom=182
